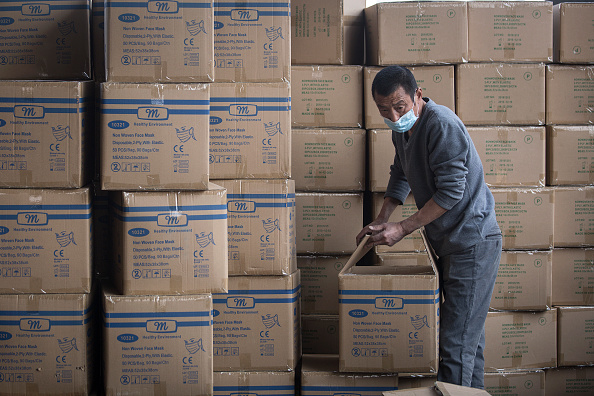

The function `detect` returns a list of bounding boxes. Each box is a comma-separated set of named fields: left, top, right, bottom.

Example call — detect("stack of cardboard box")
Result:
left=97, top=0, right=300, bottom=394
left=543, top=3, right=594, bottom=393
left=293, top=1, right=594, bottom=394
left=208, top=1, right=300, bottom=394
left=97, top=1, right=222, bottom=394
left=290, top=0, right=365, bottom=382
left=0, top=0, right=97, bottom=394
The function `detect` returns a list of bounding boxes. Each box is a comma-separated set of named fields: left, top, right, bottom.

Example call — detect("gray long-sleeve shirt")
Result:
left=385, top=98, right=500, bottom=257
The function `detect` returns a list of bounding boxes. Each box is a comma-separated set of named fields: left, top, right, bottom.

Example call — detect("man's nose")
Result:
left=387, top=108, right=400, bottom=122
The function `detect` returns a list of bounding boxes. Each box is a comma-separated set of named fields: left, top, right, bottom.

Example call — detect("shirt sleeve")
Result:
left=385, top=149, right=411, bottom=205
left=427, top=117, right=469, bottom=210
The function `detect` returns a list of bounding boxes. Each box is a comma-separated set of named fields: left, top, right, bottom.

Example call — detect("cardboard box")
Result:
left=545, top=367, right=594, bottom=396
left=338, top=246, right=439, bottom=373
left=375, top=252, right=436, bottom=268
left=104, top=0, right=213, bottom=83
left=0, top=187, right=92, bottom=294
left=491, top=250, right=552, bottom=311
left=213, top=371, right=295, bottom=395
left=484, top=309, right=557, bottom=371
left=214, top=179, right=296, bottom=276
left=364, top=66, right=455, bottom=130
left=213, top=0, right=290, bottom=82
left=552, top=248, right=594, bottom=306
left=484, top=370, right=545, bottom=396
left=383, top=382, right=491, bottom=396
left=546, top=65, right=594, bottom=125
left=209, top=82, right=291, bottom=179
left=92, top=0, right=106, bottom=82
left=365, top=2, right=468, bottom=66
left=0, top=0, right=91, bottom=80
left=554, top=3, right=594, bottom=64
left=301, top=354, right=398, bottom=395
left=456, top=63, right=546, bottom=126
left=368, top=130, right=393, bottom=193
left=557, top=306, right=594, bottom=367
left=291, top=65, right=363, bottom=128
left=212, top=271, right=300, bottom=371
left=110, top=185, right=228, bottom=295
left=547, top=125, right=594, bottom=186
left=100, top=82, right=210, bottom=190
left=467, top=1, right=553, bottom=63
left=292, top=128, right=366, bottom=192
left=553, top=186, right=594, bottom=248
left=0, top=293, right=96, bottom=395
left=397, top=376, right=437, bottom=390
left=0, top=81, right=92, bottom=188
left=296, top=192, right=363, bottom=255
left=298, top=255, right=348, bottom=315
left=491, top=188, right=555, bottom=250
left=291, top=0, right=365, bottom=65
left=102, top=288, right=213, bottom=396
left=301, top=314, right=339, bottom=355
left=468, top=126, right=546, bottom=188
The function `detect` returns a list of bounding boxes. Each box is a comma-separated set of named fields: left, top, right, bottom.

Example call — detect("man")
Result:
left=356, top=65, right=502, bottom=389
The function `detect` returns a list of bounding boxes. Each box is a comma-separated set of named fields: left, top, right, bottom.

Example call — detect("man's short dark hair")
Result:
left=372, top=65, right=418, bottom=101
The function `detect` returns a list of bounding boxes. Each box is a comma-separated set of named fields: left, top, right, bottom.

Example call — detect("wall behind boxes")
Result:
left=0, top=0, right=593, bottom=394
left=292, top=0, right=594, bottom=394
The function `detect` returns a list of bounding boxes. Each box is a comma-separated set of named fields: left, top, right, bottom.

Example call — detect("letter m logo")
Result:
left=230, top=104, right=257, bottom=116
left=230, top=9, right=259, bottom=21
left=21, top=4, right=50, bottom=15
left=146, top=320, right=177, bottom=333
left=227, top=200, right=256, bottom=213
left=19, top=318, right=51, bottom=331
left=147, top=1, right=178, bottom=13
left=137, top=106, right=169, bottom=120
left=374, top=297, right=404, bottom=310
left=14, top=105, right=45, bottom=119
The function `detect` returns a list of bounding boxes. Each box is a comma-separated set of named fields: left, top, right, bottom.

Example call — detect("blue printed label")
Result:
left=146, top=320, right=177, bottom=333
left=21, top=3, right=50, bottom=16
left=226, top=296, right=255, bottom=309
left=230, top=9, right=259, bottom=21
left=137, top=106, right=169, bottom=120
left=230, top=104, right=257, bottom=116
left=17, top=212, right=49, bottom=226
left=157, top=213, right=188, bottom=227
left=19, top=318, right=50, bottom=332
left=14, top=105, right=45, bottom=119
left=147, top=1, right=178, bottom=13
left=375, top=297, right=404, bottom=310
left=227, top=200, right=256, bottom=213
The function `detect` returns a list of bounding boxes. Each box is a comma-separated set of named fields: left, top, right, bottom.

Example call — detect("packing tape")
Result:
left=497, top=372, right=512, bottom=389
left=170, top=275, right=183, bottom=292
left=240, top=352, right=251, bottom=370
left=153, top=381, right=167, bottom=394
left=583, top=285, right=594, bottom=306
left=312, top=194, right=327, bottom=254
left=20, top=170, right=33, bottom=186
left=26, top=383, right=39, bottom=394
left=146, top=174, right=161, bottom=187
left=30, top=277, right=43, bottom=293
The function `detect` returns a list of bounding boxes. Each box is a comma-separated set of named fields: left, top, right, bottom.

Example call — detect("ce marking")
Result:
left=260, top=330, right=270, bottom=338
left=409, top=332, right=419, bottom=339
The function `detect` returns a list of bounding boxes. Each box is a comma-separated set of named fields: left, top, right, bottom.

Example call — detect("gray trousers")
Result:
left=436, top=234, right=502, bottom=388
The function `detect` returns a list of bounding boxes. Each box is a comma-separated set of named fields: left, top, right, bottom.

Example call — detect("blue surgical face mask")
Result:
left=383, top=103, right=418, bottom=134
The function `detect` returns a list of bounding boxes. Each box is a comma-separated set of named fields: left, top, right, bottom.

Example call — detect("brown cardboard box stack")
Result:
left=293, top=1, right=594, bottom=394
left=100, top=0, right=299, bottom=393
left=98, top=0, right=221, bottom=394
left=209, top=1, right=299, bottom=392
left=291, top=2, right=367, bottom=386
left=0, top=0, right=97, bottom=393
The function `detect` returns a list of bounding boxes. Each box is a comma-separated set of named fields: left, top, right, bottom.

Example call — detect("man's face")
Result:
left=374, top=86, right=419, bottom=122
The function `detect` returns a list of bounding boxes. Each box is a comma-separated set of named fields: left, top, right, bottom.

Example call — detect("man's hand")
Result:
left=362, top=222, right=408, bottom=250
